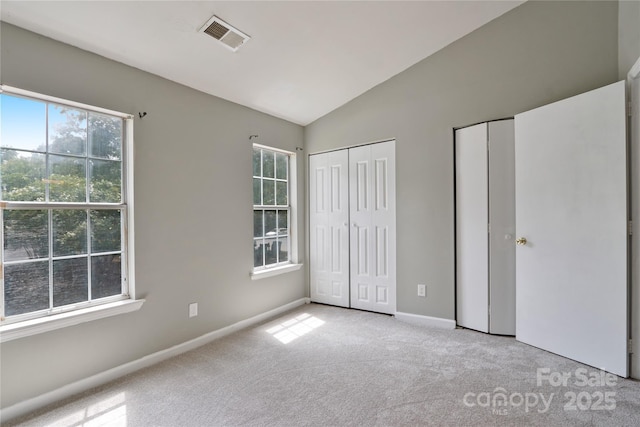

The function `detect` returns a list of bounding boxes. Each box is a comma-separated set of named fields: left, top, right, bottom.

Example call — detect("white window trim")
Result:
left=0, top=298, right=144, bottom=343
left=250, top=262, right=302, bottom=280
left=251, top=144, right=300, bottom=277
left=0, top=85, right=143, bottom=340
left=0, top=86, right=133, bottom=119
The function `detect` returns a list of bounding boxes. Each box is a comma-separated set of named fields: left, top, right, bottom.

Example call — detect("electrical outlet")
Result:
left=189, top=302, right=198, bottom=318
left=417, top=284, right=426, bottom=297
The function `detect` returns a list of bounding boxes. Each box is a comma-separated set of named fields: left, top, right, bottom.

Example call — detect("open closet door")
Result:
left=515, top=81, right=628, bottom=376
left=455, top=123, right=489, bottom=333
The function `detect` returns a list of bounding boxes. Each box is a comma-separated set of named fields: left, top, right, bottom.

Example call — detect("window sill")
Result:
left=0, top=299, right=145, bottom=343
left=251, top=263, right=302, bottom=280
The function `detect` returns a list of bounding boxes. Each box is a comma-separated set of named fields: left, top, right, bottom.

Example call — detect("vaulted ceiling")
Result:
left=1, top=1, right=524, bottom=125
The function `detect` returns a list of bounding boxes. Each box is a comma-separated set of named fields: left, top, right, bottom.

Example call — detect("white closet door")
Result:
left=515, top=81, right=628, bottom=376
left=455, top=123, right=489, bottom=333
left=309, top=150, right=350, bottom=307
left=349, top=141, right=396, bottom=314
left=488, top=120, right=516, bottom=335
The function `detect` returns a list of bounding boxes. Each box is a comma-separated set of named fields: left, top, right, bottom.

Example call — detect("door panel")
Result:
left=488, top=120, right=516, bottom=335
left=356, top=226, right=368, bottom=275
left=309, top=150, right=350, bottom=307
left=350, top=141, right=396, bottom=314
left=376, top=226, right=388, bottom=277
left=455, top=123, right=489, bottom=333
left=356, top=161, right=368, bottom=212
left=515, top=81, right=628, bottom=376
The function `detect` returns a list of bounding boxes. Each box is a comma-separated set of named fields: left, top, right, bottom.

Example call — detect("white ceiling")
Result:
left=1, top=1, right=524, bottom=125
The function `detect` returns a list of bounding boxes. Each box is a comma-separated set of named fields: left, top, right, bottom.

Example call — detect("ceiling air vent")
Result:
left=199, top=15, right=250, bottom=52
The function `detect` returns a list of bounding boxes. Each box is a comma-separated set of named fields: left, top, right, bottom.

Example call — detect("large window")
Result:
left=253, top=145, right=293, bottom=271
left=0, top=87, right=133, bottom=325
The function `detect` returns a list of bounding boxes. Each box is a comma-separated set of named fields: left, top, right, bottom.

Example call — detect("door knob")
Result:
left=516, top=237, right=527, bottom=246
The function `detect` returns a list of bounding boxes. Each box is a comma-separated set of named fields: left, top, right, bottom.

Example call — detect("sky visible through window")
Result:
left=1, top=95, right=47, bottom=151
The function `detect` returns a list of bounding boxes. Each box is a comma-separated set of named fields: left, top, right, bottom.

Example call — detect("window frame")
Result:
left=0, top=85, right=141, bottom=339
left=251, top=144, right=300, bottom=278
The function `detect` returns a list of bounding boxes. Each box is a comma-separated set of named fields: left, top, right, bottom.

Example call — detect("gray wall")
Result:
left=305, top=1, right=619, bottom=320
left=0, top=23, right=305, bottom=408
left=618, top=0, right=640, bottom=78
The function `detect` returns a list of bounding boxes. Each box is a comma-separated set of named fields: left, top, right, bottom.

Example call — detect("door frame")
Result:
left=628, top=56, right=640, bottom=379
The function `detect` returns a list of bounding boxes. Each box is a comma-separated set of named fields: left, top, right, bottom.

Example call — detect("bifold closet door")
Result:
left=455, top=120, right=516, bottom=335
left=349, top=141, right=396, bottom=314
left=455, top=123, right=489, bottom=333
left=310, top=141, right=396, bottom=314
left=488, top=120, right=516, bottom=335
left=309, top=150, right=350, bottom=307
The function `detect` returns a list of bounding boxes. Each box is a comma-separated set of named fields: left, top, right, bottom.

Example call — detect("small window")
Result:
left=252, top=145, right=294, bottom=271
left=0, top=87, right=134, bottom=325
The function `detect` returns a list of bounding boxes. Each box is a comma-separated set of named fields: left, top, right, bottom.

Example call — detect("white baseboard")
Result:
left=1, top=297, right=310, bottom=423
left=395, top=311, right=456, bottom=329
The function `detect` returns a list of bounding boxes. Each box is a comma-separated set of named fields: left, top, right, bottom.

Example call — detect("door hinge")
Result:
left=628, top=101, right=633, bottom=117
left=488, top=223, right=491, bottom=233
left=629, top=221, right=633, bottom=236
left=629, top=339, right=634, bottom=354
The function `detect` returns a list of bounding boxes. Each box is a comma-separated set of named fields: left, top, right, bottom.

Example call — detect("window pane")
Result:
left=263, top=179, right=275, bottom=205
left=0, top=150, right=46, bottom=201
left=48, top=104, right=87, bottom=156
left=89, top=113, right=121, bottom=160
left=0, top=95, right=46, bottom=152
left=90, top=159, right=121, bottom=203
left=254, top=240, right=264, bottom=268
left=278, top=235, right=289, bottom=263
left=265, top=210, right=277, bottom=265
left=53, top=210, right=87, bottom=257
left=253, top=178, right=261, bottom=205
left=90, top=210, right=121, bottom=253
left=4, top=261, right=49, bottom=316
left=263, top=151, right=275, bottom=178
left=49, top=155, right=86, bottom=202
left=265, top=210, right=277, bottom=235
left=254, top=210, right=264, bottom=238
left=277, top=210, right=288, bottom=236
left=277, top=210, right=288, bottom=264
left=53, top=257, right=88, bottom=307
left=3, top=209, right=48, bottom=261
left=252, top=148, right=261, bottom=177
left=265, top=241, right=278, bottom=265
left=276, top=153, right=288, bottom=180
left=91, top=254, right=122, bottom=299
left=276, top=181, right=287, bottom=206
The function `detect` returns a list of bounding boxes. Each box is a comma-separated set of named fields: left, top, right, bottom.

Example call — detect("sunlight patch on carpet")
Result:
left=46, top=391, right=127, bottom=427
left=266, top=313, right=325, bottom=344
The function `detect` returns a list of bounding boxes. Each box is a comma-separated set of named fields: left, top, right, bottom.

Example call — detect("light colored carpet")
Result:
left=6, top=303, right=640, bottom=426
